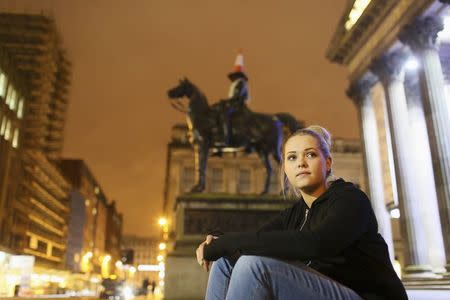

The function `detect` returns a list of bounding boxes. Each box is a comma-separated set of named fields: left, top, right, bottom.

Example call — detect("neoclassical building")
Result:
left=327, top=0, right=450, bottom=277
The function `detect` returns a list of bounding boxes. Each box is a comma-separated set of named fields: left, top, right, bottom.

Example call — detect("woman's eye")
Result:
left=306, top=152, right=316, bottom=158
left=287, top=155, right=296, bottom=161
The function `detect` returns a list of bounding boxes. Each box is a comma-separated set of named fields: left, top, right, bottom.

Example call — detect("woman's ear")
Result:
left=326, top=157, right=333, bottom=173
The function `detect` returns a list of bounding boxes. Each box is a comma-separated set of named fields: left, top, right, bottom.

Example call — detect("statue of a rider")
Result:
left=216, top=51, right=250, bottom=146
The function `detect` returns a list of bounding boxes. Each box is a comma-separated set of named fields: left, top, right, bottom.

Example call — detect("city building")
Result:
left=60, top=159, right=122, bottom=279
left=0, top=13, right=72, bottom=272
left=105, top=201, right=123, bottom=276
left=0, top=13, right=70, bottom=159
left=121, top=235, right=160, bottom=290
left=327, top=0, right=450, bottom=278
left=0, top=12, right=73, bottom=297
left=0, top=43, right=27, bottom=252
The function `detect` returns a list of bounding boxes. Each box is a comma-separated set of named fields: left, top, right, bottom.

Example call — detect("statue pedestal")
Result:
left=164, top=193, right=296, bottom=300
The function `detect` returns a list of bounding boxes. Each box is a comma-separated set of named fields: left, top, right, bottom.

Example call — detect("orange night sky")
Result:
left=0, top=0, right=358, bottom=236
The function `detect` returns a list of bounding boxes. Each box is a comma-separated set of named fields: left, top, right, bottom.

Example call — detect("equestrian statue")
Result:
left=167, top=52, right=303, bottom=194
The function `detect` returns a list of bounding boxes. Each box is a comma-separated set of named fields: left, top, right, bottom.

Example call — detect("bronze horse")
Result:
left=168, top=78, right=302, bottom=194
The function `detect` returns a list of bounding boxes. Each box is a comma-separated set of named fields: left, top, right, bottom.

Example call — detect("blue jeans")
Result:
left=205, top=255, right=364, bottom=300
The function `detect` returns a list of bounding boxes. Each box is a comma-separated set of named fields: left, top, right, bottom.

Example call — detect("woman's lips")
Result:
left=296, top=172, right=311, bottom=177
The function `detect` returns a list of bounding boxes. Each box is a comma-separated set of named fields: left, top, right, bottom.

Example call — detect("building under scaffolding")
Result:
left=0, top=12, right=71, bottom=271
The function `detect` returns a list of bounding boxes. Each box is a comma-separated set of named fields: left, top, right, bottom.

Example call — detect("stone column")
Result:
left=347, top=77, right=395, bottom=261
left=371, top=51, right=433, bottom=276
left=400, top=16, right=450, bottom=271
left=404, top=71, right=446, bottom=273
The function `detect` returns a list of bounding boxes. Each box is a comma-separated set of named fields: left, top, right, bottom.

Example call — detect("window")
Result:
left=52, top=247, right=63, bottom=257
left=9, top=89, right=17, bottom=111
left=0, top=117, right=6, bottom=136
left=210, top=168, right=223, bottom=192
left=0, top=72, right=6, bottom=99
left=5, top=84, right=16, bottom=106
left=180, top=167, right=195, bottom=193
left=37, top=240, right=47, bottom=253
left=29, top=236, right=38, bottom=249
left=12, top=128, right=19, bottom=148
left=17, top=98, right=24, bottom=119
left=238, top=169, right=251, bottom=194
left=4, top=119, right=11, bottom=141
left=269, top=169, right=280, bottom=194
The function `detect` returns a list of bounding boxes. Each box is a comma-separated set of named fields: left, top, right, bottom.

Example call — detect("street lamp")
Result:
left=158, top=217, right=168, bottom=227
left=158, top=243, right=166, bottom=251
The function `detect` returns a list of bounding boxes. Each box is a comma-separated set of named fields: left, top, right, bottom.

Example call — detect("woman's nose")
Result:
left=297, top=157, right=307, bottom=167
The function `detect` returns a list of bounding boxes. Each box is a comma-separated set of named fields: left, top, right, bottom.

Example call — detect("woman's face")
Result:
left=284, top=134, right=331, bottom=194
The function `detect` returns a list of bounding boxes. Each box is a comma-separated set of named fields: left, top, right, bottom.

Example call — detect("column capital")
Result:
left=399, top=16, right=444, bottom=51
left=346, top=77, right=376, bottom=105
left=371, top=51, right=408, bottom=84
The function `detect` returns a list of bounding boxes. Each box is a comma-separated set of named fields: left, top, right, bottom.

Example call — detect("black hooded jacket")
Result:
left=203, top=179, right=408, bottom=300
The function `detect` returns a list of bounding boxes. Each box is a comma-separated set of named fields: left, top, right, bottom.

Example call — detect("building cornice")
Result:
left=326, top=0, right=398, bottom=64
left=326, top=0, right=436, bottom=80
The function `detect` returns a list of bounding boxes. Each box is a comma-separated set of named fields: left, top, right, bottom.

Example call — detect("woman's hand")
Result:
left=196, top=234, right=218, bottom=271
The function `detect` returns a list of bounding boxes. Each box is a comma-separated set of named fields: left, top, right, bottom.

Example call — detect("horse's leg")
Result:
left=191, top=141, right=208, bottom=193
left=198, top=142, right=209, bottom=191
left=258, top=151, right=272, bottom=194
left=272, top=118, right=283, bottom=164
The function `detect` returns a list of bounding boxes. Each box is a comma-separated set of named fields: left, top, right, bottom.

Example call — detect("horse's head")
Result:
left=167, top=77, right=193, bottom=100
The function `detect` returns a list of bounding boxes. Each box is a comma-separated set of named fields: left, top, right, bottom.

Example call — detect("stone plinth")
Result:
left=164, top=193, right=296, bottom=300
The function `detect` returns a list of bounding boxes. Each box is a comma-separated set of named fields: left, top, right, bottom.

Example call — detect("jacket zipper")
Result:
left=299, top=209, right=309, bottom=231
left=299, top=208, right=312, bottom=266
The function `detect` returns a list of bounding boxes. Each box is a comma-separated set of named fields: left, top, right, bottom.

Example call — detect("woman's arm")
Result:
left=256, top=207, right=290, bottom=232
left=203, top=188, right=372, bottom=261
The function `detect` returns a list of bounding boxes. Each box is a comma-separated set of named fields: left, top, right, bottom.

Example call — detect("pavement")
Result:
left=133, top=294, right=163, bottom=300
left=132, top=290, right=450, bottom=300
left=406, top=289, right=450, bottom=300
left=9, top=291, right=450, bottom=299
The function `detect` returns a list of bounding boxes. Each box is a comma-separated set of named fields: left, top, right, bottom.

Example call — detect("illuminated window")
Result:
left=180, top=167, right=195, bottom=192
left=345, top=0, right=371, bottom=31
left=5, top=86, right=13, bottom=106
left=12, top=128, right=19, bottom=148
left=9, top=89, right=17, bottom=111
left=0, top=72, right=6, bottom=99
left=4, top=119, right=11, bottom=141
left=0, top=117, right=6, bottom=136
left=30, top=236, right=38, bottom=249
left=17, top=98, right=24, bottom=119
left=238, top=169, right=251, bottom=194
left=210, top=168, right=223, bottom=192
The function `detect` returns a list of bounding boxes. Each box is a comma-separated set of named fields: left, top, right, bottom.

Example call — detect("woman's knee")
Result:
left=210, top=257, right=232, bottom=275
left=233, top=255, right=271, bottom=275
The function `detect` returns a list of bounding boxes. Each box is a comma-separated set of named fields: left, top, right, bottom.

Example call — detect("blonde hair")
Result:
left=280, top=125, right=337, bottom=199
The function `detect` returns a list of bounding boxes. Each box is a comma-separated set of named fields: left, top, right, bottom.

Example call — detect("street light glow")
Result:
left=115, top=260, right=123, bottom=269
left=159, top=242, right=166, bottom=250
left=404, top=57, right=419, bottom=71
left=158, top=217, right=168, bottom=226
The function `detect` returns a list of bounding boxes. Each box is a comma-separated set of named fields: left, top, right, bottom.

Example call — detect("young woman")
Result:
left=196, top=126, right=408, bottom=300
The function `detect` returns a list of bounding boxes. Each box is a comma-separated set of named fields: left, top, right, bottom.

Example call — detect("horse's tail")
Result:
left=274, top=113, right=303, bottom=134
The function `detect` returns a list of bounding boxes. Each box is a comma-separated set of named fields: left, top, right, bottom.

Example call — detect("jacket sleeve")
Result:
left=256, top=207, right=290, bottom=232
left=203, top=189, right=372, bottom=261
